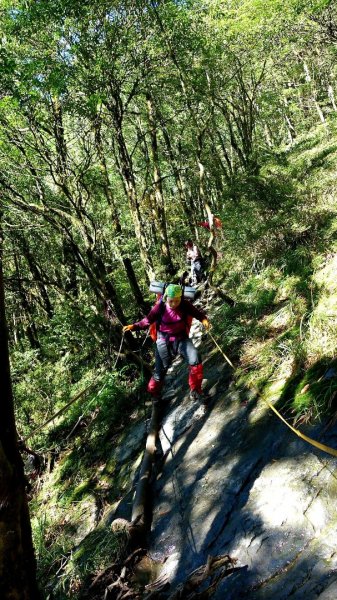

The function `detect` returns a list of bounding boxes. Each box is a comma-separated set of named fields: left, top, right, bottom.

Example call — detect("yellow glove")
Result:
left=123, top=324, right=135, bottom=332
left=202, top=319, right=210, bottom=330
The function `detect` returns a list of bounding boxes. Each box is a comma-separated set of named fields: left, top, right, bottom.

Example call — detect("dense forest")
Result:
left=1, top=0, right=337, bottom=598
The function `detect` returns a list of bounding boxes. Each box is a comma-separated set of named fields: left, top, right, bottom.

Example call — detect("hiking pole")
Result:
left=112, top=330, right=125, bottom=369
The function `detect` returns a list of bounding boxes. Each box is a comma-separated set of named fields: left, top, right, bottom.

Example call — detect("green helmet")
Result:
left=165, top=284, right=183, bottom=299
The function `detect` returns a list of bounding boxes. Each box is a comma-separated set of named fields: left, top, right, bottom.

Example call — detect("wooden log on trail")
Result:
left=130, top=400, right=163, bottom=538
left=106, top=402, right=163, bottom=597
left=111, top=399, right=163, bottom=547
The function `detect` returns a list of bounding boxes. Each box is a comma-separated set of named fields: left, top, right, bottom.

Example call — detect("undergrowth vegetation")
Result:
left=26, top=365, right=145, bottom=598
left=213, top=122, right=337, bottom=426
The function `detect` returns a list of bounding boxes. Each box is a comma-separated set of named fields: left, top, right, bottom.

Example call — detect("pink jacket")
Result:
left=133, top=299, right=206, bottom=338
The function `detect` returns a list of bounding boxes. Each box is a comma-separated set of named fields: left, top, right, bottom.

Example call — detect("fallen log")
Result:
left=110, top=399, right=163, bottom=547
left=130, top=400, right=163, bottom=537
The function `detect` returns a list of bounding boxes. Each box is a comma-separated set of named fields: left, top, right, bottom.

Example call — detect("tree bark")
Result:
left=146, top=93, right=175, bottom=276
left=283, top=97, right=296, bottom=144
left=106, top=93, right=156, bottom=281
left=204, top=204, right=218, bottom=285
left=0, top=217, right=41, bottom=599
left=63, top=238, right=78, bottom=298
left=159, top=117, right=196, bottom=233
left=17, top=234, right=54, bottom=318
left=13, top=252, right=40, bottom=350
left=328, top=84, right=337, bottom=111
left=93, top=112, right=148, bottom=311
left=111, top=400, right=163, bottom=547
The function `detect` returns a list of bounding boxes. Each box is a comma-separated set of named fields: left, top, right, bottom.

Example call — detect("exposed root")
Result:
left=143, top=553, right=238, bottom=600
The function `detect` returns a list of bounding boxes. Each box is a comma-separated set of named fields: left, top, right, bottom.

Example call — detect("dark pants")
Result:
left=154, top=335, right=201, bottom=381
left=192, top=259, right=205, bottom=283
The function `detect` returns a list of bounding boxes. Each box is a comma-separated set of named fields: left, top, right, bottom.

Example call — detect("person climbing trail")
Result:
left=123, top=284, right=210, bottom=404
left=184, top=240, right=206, bottom=284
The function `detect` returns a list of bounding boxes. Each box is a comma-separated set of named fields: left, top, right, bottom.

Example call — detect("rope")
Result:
left=207, top=331, right=234, bottom=369
left=206, top=329, right=337, bottom=459
left=263, top=396, right=337, bottom=457
left=22, top=328, right=129, bottom=444
left=112, top=331, right=125, bottom=369
left=22, top=371, right=105, bottom=443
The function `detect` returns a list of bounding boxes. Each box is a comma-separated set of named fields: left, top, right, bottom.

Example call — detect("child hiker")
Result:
left=123, top=284, right=210, bottom=403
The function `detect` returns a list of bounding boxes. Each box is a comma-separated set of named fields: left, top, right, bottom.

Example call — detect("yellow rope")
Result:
left=206, top=329, right=337, bottom=458
left=208, top=331, right=235, bottom=368
left=264, top=396, right=337, bottom=457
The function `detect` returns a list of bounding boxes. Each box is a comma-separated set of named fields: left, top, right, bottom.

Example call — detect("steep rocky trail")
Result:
left=143, top=296, right=337, bottom=599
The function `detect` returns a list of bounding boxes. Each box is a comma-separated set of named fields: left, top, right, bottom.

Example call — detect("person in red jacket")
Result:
left=123, top=284, right=210, bottom=403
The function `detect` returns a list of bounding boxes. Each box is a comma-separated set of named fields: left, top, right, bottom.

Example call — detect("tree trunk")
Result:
left=0, top=218, right=41, bottom=599
left=212, top=129, right=233, bottom=183
left=146, top=93, right=175, bottom=276
left=122, top=257, right=149, bottom=315
left=93, top=113, right=148, bottom=311
left=18, top=234, right=53, bottom=318
left=204, top=204, right=218, bottom=285
left=283, top=97, right=296, bottom=144
left=130, top=400, right=163, bottom=537
left=63, top=238, right=78, bottom=298
left=159, top=116, right=196, bottom=234
left=152, top=5, right=217, bottom=230
left=13, top=252, right=40, bottom=350
left=106, top=95, right=156, bottom=281
left=197, top=131, right=218, bottom=264
left=328, top=84, right=337, bottom=111
left=111, top=400, right=163, bottom=546
left=84, top=247, right=127, bottom=324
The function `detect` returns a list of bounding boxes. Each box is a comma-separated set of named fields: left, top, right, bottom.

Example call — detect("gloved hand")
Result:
left=202, top=318, right=210, bottom=330
left=123, top=324, right=135, bottom=332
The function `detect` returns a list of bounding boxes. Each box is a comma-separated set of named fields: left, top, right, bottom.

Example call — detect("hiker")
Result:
left=184, top=240, right=205, bottom=284
left=197, top=216, right=223, bottom=231
left=123, top=284, right=210, bottom=403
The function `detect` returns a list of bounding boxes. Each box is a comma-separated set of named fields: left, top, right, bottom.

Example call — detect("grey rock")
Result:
left=146, top=322, right=337, bottom=599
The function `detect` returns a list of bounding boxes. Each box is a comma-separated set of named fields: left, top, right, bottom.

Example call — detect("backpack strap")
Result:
left=149, top=287, right=167, bottom=342
left=156, top=296, right=166, bottom=329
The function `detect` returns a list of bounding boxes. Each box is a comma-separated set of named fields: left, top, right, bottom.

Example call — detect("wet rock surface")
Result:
left=146, top=312, right=337, bottom=599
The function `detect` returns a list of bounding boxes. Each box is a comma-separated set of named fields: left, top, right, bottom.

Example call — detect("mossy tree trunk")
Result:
left=93, top=113, right=148, bottom=313
left=111, top=401, right=163, bottom=548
